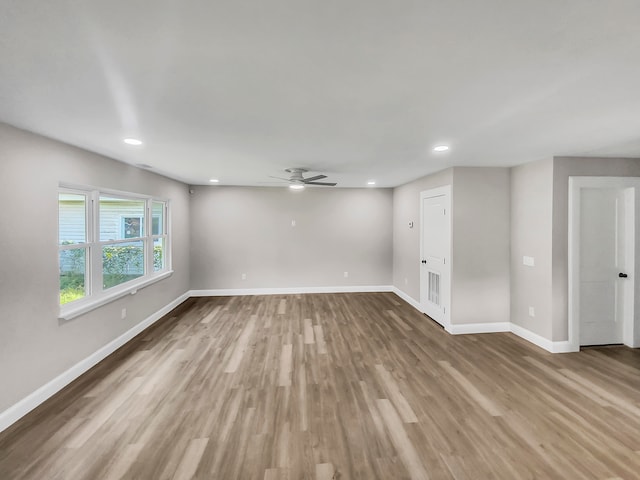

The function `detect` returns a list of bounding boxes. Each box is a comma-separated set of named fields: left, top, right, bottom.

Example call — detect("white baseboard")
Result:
left=392, top=288, right=515, bottom=336
left=189, top=285, right=393, bottom=297
left=391, top=287, right=423, bottom=312
left=1, top=288, right=580, bottom=434
left=390, top=287, right=578, bottom=352
left=0, top=291, right=190, bottom=434
left=391, top=288, right=511, bottom=335
left=550, top=341, right=576, bottom=353
left=389, top=288, right=577, bottom=352
left=510, top=323, right=577, bottom=353
left=448, top=322, right=511, bottom=335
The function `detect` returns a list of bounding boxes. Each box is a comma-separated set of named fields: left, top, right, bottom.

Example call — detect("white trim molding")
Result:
left=391, top=287, right=422, bottom=312
left=510, top=324, right=573, bottom=354
left=1, top=285, right=587, bottom=435
left=60, top=270, right=174, bottom=321
left=391, top=285, right=572, bottom=351
left=3, top=286, right=395, bottom=433
left=0, top=291, right=190, bottom=434
left=189, top=285, right=394, bottom=297
left=448, top=322, right=511, bottom=335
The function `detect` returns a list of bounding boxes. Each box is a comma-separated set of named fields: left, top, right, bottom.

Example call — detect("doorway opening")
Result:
left=568, top=177, right=639, bottom=351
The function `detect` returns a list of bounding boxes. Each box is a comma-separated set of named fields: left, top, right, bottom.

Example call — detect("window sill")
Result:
left=59, top=270, right=174, bottom=321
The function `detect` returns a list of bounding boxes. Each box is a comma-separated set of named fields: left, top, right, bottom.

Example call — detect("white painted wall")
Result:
left=189, top=186, right=393, bottom=290
left=0, top=123, right=190, bottom=413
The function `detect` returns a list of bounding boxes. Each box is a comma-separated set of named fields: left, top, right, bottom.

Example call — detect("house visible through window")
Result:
left=122, top=216, right=142, bottom=238
left=58, top=186, right=171, bottom=310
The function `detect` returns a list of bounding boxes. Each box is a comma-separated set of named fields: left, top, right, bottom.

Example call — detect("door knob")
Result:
left=619, top=272, right=628, bottom=278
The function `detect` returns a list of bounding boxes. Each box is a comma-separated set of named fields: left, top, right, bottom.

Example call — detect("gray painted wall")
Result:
left=3, top=120, right=640, bottom=422
left=189, top=186, right=393, bottom=289
left=392, top=169, right=453, bottom=300
left=510, top=156, right=640, bottom=342
left=451, top=168, right=511, bottom=326
left=392, top=167, right=511, bottom=326
left=0, top=123, right=190, bottom=413
left=510, top=158, right=554, bottom=339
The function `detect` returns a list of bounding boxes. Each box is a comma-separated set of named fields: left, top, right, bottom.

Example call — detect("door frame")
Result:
left=568, top=176, right=639, bottom=351
left=420, top=185, right=452, bottom=330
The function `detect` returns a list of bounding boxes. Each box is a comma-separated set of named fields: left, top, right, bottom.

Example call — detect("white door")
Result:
left=420, top=186, right=451, bottom=327
left=579, top=187, right=626, bottom=345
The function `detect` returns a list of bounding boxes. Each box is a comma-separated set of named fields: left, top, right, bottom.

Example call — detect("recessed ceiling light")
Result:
left=124, top=138, right=143, bottom=146
left=289, top=184, right=305, bottom=190
left=433, top=145, right=449, bottom=152
left=209, top=178, right=219, bottom=183
left=367, top=181, right=376, bottom=186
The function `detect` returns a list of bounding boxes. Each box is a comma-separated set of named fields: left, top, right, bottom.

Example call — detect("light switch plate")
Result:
left=523, top=256, right=535, bottom=267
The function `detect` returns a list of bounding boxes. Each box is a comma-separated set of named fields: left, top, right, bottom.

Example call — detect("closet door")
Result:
left=420, top=186, right=451, bottom=328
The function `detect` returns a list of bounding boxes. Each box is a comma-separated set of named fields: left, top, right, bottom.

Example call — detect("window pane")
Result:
left=59, top=193, right=86, bottom=244
left=100, top=196, right=145, bottom=241
left=152, top=201, right=164, bottom=235
left=122, top=217, right=143, bottom=239
left=60, top=248, right=86, bottom=304
left=153, top=237, right=165, bottom=272
left=103, top=241, right=144, bottom=289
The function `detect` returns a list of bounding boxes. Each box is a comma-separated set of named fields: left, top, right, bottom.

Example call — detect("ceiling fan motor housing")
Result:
left=274, top=167, right=336, bottom=186
left=285, top=168, right=307, bottom=183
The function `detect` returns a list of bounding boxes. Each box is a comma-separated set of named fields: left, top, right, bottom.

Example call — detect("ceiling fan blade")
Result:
left=306, top=181, right=337, bottom=186
left=269, top=176, right=292, bottom=182
left=303, top=175, right=327, bottom=182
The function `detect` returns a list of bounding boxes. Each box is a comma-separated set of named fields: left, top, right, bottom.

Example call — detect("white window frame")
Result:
left=59, top=184, right=172, bottom=320
left=150, top=201, right=169, bottom=273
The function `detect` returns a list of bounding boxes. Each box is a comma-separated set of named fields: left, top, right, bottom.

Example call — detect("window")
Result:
left=152, top=201, right=168, bottom=272
left=59, top=192, right=88, bottom=305
left=58, top=186, right=171, bottom=317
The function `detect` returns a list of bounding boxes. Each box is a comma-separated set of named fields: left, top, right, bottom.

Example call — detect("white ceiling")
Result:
left=1, top=1, right=640, bottom=187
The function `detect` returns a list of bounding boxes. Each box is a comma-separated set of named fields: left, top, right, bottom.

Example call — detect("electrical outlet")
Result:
left=121, top=308, right=127, bottom=319
left=291, top=220, right=296, bottom=227
left=528, top=306, right=535, bottom=317
left=241, top=273, right=247, bottom=280
left=344, top=271, right=349, bottom=278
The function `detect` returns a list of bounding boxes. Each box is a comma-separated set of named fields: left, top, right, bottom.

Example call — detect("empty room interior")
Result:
left=1, top=1, right=640, bottom=479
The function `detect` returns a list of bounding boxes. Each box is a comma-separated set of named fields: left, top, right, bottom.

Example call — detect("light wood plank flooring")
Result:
left=1, top=293, right=640, bottom=479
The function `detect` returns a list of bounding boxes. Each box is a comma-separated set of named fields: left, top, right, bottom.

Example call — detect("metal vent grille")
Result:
left=428, top=271, right=440, bottom=306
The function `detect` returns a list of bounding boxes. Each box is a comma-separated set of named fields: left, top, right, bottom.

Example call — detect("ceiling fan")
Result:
left=270, top=168, right=337, bottom=187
